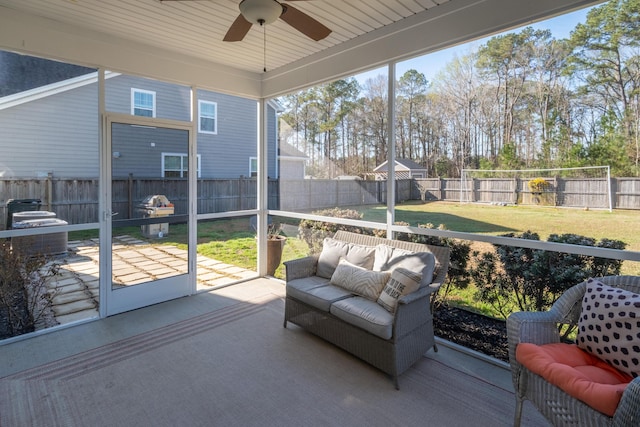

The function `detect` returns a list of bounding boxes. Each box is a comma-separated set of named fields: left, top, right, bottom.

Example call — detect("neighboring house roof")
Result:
left=267, top=98, right=284, bottom=113
left=0, top=71, right=120, bottom=111
left=373, top=159, right=426, bottom=172
left=0, top=51, right=95, bottom=97
left=279, top=142, right=307, bottom=160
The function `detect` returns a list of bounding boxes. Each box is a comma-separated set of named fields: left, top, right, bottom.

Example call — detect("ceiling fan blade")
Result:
left=280, top=4, right=331, bottom=41
left=223, top=14, right=253, bottom=42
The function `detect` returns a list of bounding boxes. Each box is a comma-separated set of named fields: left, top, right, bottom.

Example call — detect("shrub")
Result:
left=470, top=231, right=626, bottom=319
left=378, top=222, right=472, bottom=307
left=298, top=208, right=367, bottom=253
left=0, top=241, right=61, bottom=339
left=527, top=177, right=551, bottom=193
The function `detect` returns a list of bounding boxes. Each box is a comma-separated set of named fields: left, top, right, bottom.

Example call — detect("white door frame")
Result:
left=99, top=112, right=196, bottom=316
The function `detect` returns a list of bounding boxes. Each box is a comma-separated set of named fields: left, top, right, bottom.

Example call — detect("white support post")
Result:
left=257, top=99, right=268, bottom=276
left=189, top=86, right=198, bottom=292
left=607, top=165, right=613, bottom=212
left=98, top=68, right=108, bottom=318
left=386, top=62, right=396, bottom=239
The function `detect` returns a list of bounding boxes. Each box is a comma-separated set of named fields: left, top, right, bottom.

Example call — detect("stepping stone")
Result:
left=55, top=308, right=99, bottom=325
left=52, top=299, right=97, bottom=316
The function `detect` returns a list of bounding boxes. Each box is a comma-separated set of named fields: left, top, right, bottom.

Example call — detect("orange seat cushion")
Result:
left=516, top=342, right=632, bottom=417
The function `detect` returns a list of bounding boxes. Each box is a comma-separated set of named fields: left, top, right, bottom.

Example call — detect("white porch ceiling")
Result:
left=0, top=0, right=602, bottom=98
left=0, top=0, right=448, bottom=73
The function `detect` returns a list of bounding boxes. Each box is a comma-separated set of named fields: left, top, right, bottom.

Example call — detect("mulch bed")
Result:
left=433, top=305, right=509, bottom=362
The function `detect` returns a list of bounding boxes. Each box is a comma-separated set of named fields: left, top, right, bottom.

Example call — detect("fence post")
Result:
left=239, top=175, right=244, bottom=210
left=472, top=178, right=477, bottom=202
left=128, top=173, right=133, bottom=219
left=513, top=177, right=518, bottom=204
left=611, top=177, right=618, bottom=210
left=46, top=172, right=53, bottom=211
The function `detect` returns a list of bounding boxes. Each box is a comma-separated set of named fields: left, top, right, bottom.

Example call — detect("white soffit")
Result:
left=0, top=0, right=603, bottom=99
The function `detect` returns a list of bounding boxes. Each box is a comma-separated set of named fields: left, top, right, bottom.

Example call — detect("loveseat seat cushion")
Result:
left=286, top=277, right=353, bottom=312
left=516, top=342, right=632, bottom=417
left=330, top=296, right=394, bottom=340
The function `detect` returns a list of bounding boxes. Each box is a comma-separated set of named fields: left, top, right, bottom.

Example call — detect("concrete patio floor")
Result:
left=47, top=235, right=256, bottom=326
left=1, top=278, right=549, bottom=426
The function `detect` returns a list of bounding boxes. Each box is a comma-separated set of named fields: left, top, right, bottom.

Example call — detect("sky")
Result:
left=354, top=5, right=594, bottom=85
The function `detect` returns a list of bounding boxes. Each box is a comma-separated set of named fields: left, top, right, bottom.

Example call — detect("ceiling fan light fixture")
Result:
left=239, top=0, right=282, bottom=26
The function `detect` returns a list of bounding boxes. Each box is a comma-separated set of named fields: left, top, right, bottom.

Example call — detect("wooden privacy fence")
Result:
left=2, top=176, right=640, bottom=228
left=0, top=175, right=278, bottom=229
left=412, top=177, right=640, bottom=210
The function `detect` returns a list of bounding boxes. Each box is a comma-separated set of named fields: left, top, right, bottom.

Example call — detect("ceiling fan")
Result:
left=161, top=0, right=332, bottom=42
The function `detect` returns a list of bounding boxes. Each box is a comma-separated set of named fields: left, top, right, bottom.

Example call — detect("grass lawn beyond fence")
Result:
left=68, top=202, right=639, bottom=317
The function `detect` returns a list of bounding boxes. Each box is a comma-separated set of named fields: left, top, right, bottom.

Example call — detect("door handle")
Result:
left=104, top=210, right=119, bottom=220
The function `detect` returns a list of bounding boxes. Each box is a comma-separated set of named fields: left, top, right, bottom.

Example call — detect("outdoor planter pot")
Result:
left=266, top=235, right=286, bottom=276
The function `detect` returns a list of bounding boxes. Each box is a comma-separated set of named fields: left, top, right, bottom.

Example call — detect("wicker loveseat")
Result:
left=507, top=275, right=640, bottom=426
left=283, top=231, right=450, bottom=389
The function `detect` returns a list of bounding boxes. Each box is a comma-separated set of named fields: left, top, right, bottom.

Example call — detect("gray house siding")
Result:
left=267, top=103, right=277, bottom=178
left=196, top=89, right=263, bottom=178
left=105, top=75, right=191, bottom=122
left=280, top=160, right=305, bottom=180
left=1, top=74, right=278, bottom=179
left=0, top=81, right=99, bottom=178
left=111, top=124, right=188, bottom=178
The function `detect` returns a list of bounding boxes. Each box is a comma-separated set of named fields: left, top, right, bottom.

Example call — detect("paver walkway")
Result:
left=46, top=235, right=256, bottom=326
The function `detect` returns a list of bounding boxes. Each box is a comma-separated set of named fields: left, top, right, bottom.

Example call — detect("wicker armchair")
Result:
left=507, top=276, right=640, bottom=427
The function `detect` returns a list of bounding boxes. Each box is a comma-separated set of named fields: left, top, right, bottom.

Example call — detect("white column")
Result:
left=386, top=62, right=396, bottom=239
left=257, top=99, right=268, bottom=275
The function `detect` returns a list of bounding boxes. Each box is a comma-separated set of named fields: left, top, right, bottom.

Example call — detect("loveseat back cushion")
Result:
left=330, top=296, right=394, bottom=340
left=345, top=243, right=376, bottom=270
left=330, top=259, right=391, bottom=301
left=373, top=244, right=394, bottom=271
left=317, top=238, right=351, bottom=278
left=286, top=277, right=352, bottom=312
left=576, top=278, right=640, bottom=378
left=316, top=238, right=376, bottom=279
left=380, top=247, right=435, bottom=285
left=516, top=342, right=632, bottom=417
left=377, top=268, right=422, bottom=313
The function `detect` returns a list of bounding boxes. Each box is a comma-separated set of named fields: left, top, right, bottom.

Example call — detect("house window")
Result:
left=132, top=89, right=156, bottom=117
left=162, top=153, right=201, bottom=178
left=199, top=101, right=217, bottom=134
left=249, top=157, right=258, bottom=177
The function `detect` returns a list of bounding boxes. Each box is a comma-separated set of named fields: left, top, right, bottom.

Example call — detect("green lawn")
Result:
left=68, top=201, right=640, bottom=284
left=362, top=201, right=640, bottom=251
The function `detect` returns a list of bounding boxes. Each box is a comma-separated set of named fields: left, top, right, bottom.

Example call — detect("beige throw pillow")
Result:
left=377, top=268, right=422, bottom=313
left=330, top=259, right=391, bottom=301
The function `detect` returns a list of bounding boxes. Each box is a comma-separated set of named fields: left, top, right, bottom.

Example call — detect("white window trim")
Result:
left=161, top=152, right=201, bottom=178
left=198, top=100, right=217, bottom=134
left=131, top=88, right=156, bottom=118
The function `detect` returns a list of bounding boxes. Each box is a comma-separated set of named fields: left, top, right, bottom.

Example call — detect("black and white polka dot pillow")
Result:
left=576, top=278, right=640, bottom=378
